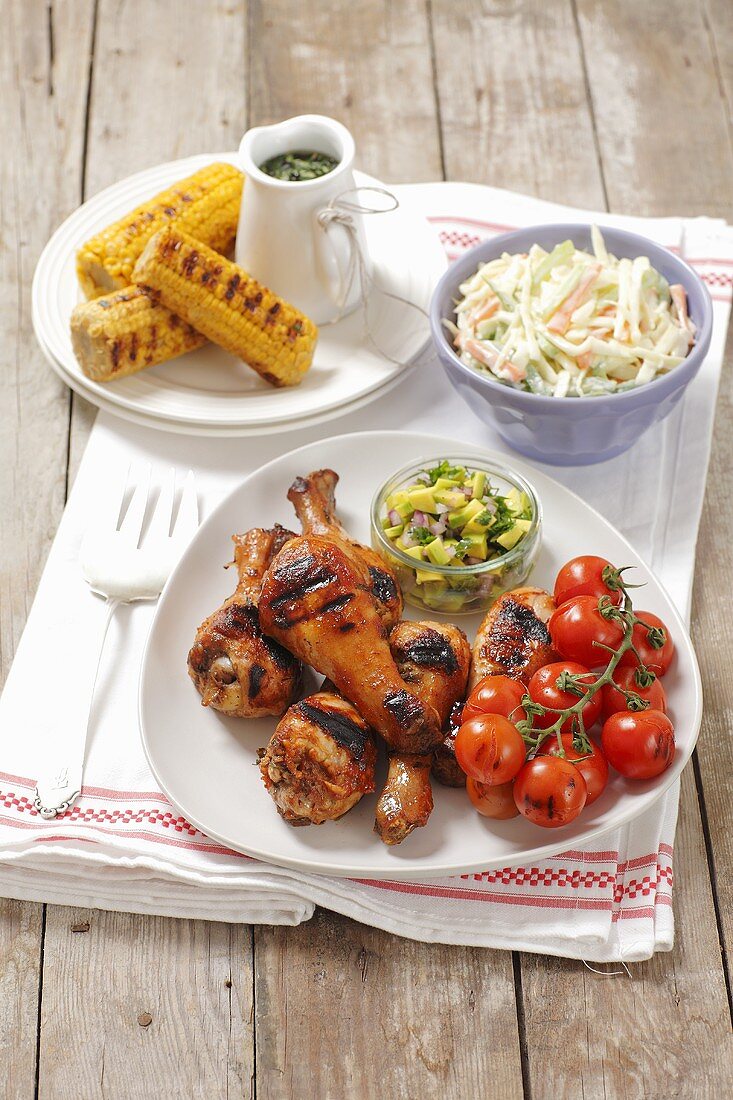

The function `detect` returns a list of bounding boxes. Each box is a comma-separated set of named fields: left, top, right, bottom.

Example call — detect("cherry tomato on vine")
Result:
left=466, top=778, right=519, bottom=819
left=513, top=756, right=587, bottom=828
left=549, top=595, right=625, bottom=669
left=537, top=732, right=609, bottom=805
left=601, top=665, right=667, bottom=720
left=462, top=675, right=527, bottom=724
left=527, top=661, right=601, bottom=732
left=617, top=611, right=675, bottom=677
left=554, top=555, right=623, bottom=608
left=601, top=709, right=675, bottom=779
left=454, top=714, right=526, bottom=786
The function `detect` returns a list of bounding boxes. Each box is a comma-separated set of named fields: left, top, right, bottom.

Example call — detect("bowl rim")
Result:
left=429, top=221, right=714, bottom=410
left=370, top=453, right=542, bottom=577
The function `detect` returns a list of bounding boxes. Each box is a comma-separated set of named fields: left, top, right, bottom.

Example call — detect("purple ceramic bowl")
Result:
left=429, top=224, right=713, bottom=465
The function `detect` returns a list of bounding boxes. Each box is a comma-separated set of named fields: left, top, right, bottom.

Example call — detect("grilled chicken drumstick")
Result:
left=287, top=469, right=403, bottom=629
left=259, top=691, right=377, bottom=825
left=259, top=473, right=442, bottom=753
left=375, top=622, right=471, bottom=845
left=188, top=526, right=302, bottom=717
left=470, top=586, right=558, bottom=689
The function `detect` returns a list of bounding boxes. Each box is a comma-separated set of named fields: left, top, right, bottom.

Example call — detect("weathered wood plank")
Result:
left=248, top=3, right=523, bottom=1096
left=0, top=2, right=96, bottom=1094
left=38, top=908, right=253, bottom=1100
left=430, top=0, right=605, bottom=206
left=255, top=910, right=523, bottom=1100
left=695, top=0, right=733, bottom=977
left=38, top=4, right=255, bottom=1097
left=248, top=0, right=442, bottom=183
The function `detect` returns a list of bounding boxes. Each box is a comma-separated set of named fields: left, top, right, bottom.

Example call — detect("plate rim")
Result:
left=138, top=429, right=702, bottom=880
left=31, top=154, right=444, bottom=432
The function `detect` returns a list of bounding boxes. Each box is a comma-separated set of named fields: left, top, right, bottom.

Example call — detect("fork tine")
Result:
left=171, top=470, right=199, bottom=543
left=146, top=468, right=176, bottom=543
left=118, top=464, right=151, bottom=547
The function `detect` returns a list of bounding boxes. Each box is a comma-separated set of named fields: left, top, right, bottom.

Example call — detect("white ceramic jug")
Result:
left=235, top=115, right=371, bottom=325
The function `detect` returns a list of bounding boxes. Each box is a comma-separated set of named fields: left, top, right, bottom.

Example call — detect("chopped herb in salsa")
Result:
left=259, top=150, right=339, bottom=182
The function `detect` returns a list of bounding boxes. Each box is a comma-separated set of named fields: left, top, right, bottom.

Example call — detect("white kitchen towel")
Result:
left=1, top=182, right=730, bottom=961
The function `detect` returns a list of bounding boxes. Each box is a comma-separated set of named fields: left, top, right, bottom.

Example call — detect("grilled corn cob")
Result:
left=76, top=162, right=243, bottom=299
left=70, top=286, right=206, bottom=382
left=133, top=227, right=318, bottom=387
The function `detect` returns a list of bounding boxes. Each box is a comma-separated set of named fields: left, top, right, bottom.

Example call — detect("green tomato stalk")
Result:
left=514, top=569, right=666, bottom=760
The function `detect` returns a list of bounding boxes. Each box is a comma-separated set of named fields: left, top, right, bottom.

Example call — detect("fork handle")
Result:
left=33, top=596, right=122, bottom=820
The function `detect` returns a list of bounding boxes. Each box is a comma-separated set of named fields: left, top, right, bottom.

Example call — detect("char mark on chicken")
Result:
left=188, top=526, right=302, bottom=718
left=259, top=692, right=377, bottom=825
left=470, top=586, right=558, bottom=689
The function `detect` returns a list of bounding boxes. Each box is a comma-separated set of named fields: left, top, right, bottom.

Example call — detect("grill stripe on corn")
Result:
left=76, top=162, right=243, bottom=299
left=70, top=286, right=206, bottom=382
left=133, top=227, right=318, bottom=387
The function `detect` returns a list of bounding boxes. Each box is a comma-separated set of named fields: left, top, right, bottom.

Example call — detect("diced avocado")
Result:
left=386, top=489, right=410, bottom=510
left=415, top=568, right=437, bottom=584
left=448, top=498, right=485, bottom=529
left=384, top=524, right=404, bottom=539
left=398, top=543, right=425, bottom=561
left=505, top=487, right=523, bottom=514
left=433, top=476, right=461, bottom=490
left=463, top=532, right=488, bottom=559
left=408, top=486, right=439, bottom=513
left=471, top=471, right=487, bottom=499
left=425, top=537, right=451, bottom=566
left=392, top=500, right=414, bottom=519
left=463, top=510, right=493, bottom=535
left=434, top=488, right=466, bottom=509
left=496, top=518, right=532, bottom=550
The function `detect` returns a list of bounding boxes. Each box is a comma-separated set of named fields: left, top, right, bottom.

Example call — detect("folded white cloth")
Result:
left=1, top=183, right=731, bottom=961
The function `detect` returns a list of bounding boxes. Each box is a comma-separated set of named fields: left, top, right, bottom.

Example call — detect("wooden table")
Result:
left=2, top=2, right=732, bottom=1096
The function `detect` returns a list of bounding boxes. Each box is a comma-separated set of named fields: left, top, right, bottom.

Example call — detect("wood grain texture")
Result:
left=430, top=0, right=605, bottom=206
left=255, top=909, right=523, bottom=1100
left=248, top=0, right=443, bottom=182
left=576, top=0, right=733, bottom=217
left=0, top=2, right=96, bottom=1091
left=37, top=908, right=253, bottom=1100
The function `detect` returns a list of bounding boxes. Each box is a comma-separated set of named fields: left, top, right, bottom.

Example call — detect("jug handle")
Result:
left=313, top=209, right=356, bottom=314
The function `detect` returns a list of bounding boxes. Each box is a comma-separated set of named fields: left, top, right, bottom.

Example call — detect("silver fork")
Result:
left=33, top=465, right=199, bottom=819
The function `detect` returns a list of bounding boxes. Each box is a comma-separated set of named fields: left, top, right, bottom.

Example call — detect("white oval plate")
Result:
left=32, top=154, right=445, bottom=434
left=139, top=432, right=702, bottom=880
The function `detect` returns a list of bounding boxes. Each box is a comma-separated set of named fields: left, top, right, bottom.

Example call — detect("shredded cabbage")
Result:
left=448, top=228, right=696, bottom=397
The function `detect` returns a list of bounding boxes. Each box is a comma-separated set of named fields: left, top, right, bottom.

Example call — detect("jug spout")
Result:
left=235, top=115, right=371, bottom=325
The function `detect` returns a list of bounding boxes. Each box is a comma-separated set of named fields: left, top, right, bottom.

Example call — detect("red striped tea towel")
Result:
left=0, top=183, right=730, bottom=960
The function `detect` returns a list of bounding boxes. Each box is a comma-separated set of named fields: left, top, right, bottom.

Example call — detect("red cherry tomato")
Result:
left=601, top=665, right=667, bottom=720
left=618, top=611, right=675, bottom=677
left=554, top=555, right=623, bottom=607
left=601, top=710, right=675, bottom=779
left=549, top=595, right=625, bottom=669
left=462, top=675, right=527, bottom=724
left=454, top=714, right=526, bottom=786
left=466, top=778, right=519, bottom=819
left=513, top=756, right=587, bottom=828
left=537, top=732, right=609, bottom=805
left=527, top=661, right=601, bottom=732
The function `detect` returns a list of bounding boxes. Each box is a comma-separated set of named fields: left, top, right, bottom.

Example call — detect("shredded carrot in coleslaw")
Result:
left=445, top=227, right=696, bottom=397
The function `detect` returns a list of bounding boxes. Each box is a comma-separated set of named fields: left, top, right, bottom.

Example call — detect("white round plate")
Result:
left=32, top=154, right=445, bottom=435
left=139, top=432, right=702, bottom=880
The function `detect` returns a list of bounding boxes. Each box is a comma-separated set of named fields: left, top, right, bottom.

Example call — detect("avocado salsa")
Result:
left=259, top=150, right=340, bottom=181
left=375, top=459, right=538, bottom=614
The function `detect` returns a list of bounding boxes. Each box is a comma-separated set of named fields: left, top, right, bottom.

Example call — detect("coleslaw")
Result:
left=446, top=227, right=696, bottom=397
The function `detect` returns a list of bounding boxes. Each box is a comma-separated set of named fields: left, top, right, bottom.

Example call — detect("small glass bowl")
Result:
left=370, top=456, right=542, bottom=615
